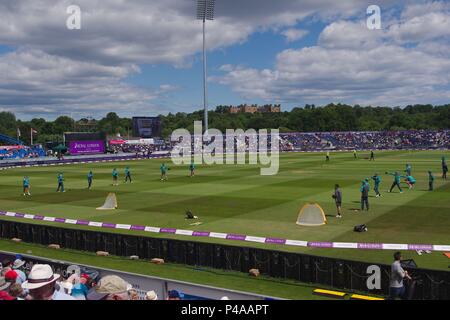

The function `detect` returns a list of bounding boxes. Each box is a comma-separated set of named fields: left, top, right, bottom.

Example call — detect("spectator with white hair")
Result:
left=145, top=290, right=158, bottom=300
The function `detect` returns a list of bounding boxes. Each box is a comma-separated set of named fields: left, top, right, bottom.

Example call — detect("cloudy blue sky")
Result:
left=0, top=0, right=450, bottom=119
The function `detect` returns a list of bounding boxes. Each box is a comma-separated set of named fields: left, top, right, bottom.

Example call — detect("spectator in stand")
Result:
left=21, top=264, right=75, bottom=300
left=1, top=259, right=12, bottom=271
left=8, top=283, right=26, bottom=300
left=87, top=275, right=131, bottom=300
left=0, top=276, right=14, bottom=300
left=0, top=267, right=12, bottom=279
left=12, top=259, right=27, bottom=284
left=279, top=130, right=450, bottom=151
left=4, top=269, right=18, bottom=285
left=145, top=290, right=158, bottom=300
left=70, top=273, right=90, bottom=300
left=128, top=288, right=139, bottom=300
left=168, top=290, right=182, bottom=300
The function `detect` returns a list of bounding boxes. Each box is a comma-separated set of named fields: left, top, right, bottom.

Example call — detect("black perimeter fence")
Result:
left=0, top=220, right=448, bottom=299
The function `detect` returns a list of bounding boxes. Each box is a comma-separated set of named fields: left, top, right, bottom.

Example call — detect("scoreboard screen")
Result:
left=132, top=117, right=161, bottom=138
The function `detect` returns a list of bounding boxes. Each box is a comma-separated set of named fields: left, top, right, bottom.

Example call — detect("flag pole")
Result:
left=30, top=128, right=33, bottom=145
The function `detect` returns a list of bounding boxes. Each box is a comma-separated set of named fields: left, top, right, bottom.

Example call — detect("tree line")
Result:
left=0, top=103, right=449, bottom=145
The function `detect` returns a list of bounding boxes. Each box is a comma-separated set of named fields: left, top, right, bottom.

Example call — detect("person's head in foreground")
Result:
left=8, top=283, right=25, bottom=299
left=87, top=275, right=131, bottom=300
left=21, top=264, right=72, bottom=300
left=146, top=290, right=158, bottom=300
left=167, top=290, right=181, bottom=300
left=394, top=251, right=402, bottom=261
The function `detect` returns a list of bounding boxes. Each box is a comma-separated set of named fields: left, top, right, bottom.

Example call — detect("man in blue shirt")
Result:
left=56, top=173, right=65, bottom=192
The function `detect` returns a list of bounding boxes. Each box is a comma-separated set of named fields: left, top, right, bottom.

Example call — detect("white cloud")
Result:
left=0, top=50, right=165, bottom=118
left=318, top=20, right=383, bottom=49
left=215, top=3, right=450, bottom=107
left=0, top=0, right=402, bottom=66
left=281, top=28, right=309, bottom=42
left=0, top=0, right=437, bottom=117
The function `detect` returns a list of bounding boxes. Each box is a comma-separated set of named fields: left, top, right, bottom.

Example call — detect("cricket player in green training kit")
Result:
left=57, top=173, right=65, bottom=192
left=189, top=162, right=195, bottom=177
left=405, top=163, right=412, bottom=176
left=160, top=163, right=168, bottom=181
left=370, top=150, right=375, bottom=161
left=386, top=172, right=403, bottom=193
left=112, top=168, right=119, bottom=186
left=401, top=174, right=416, bottom=190
left=87, top=171, right=93, bottom=189
left=428, top=171, right=435, bottom=191
left=371, top=173, right=382, bottom=197
left=23, top=176, right=31, bottom=196
left=124, top=167, right=132, bottom=183
left=360, top=180, right=370, bottom=211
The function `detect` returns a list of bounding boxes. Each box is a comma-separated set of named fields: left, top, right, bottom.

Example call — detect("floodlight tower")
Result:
left=197, top=0, right=215, bottom=134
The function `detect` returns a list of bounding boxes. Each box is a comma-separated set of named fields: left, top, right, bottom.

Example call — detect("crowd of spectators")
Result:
left=109, top=143, right=155, bottom=156
left=279, top=130, right=450, bottom=151
left=0, top=257, right=206, bottom=301
left=1, top=130, right=448, bottom=161
left=170, top=129, right=450, bottom=153
left=0, top=146, right=46, bottom=160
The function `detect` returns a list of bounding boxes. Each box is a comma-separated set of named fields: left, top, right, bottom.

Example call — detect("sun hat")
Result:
left=21, top=264, right=60, bottom=290
left=0, top=276, right=11, bottom=291
left=60, top=281, right=74, bottom=294
left=146, top=290, right=158, bottom=300
left=87, top=275, right=130, bottom=300
left=12, top=259, right=25, bottom=269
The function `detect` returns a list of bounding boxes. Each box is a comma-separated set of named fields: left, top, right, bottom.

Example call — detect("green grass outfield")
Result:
left=0, top=150, right=449, bottom=271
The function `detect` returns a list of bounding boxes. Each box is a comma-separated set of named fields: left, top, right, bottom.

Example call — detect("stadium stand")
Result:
left=279, top=130, right=450, bottom=151
left=0, top=133, right=23, bottom=146
left=0, top=145, right=46, bottom=160
left=0, top=251, right=281, bottom=301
